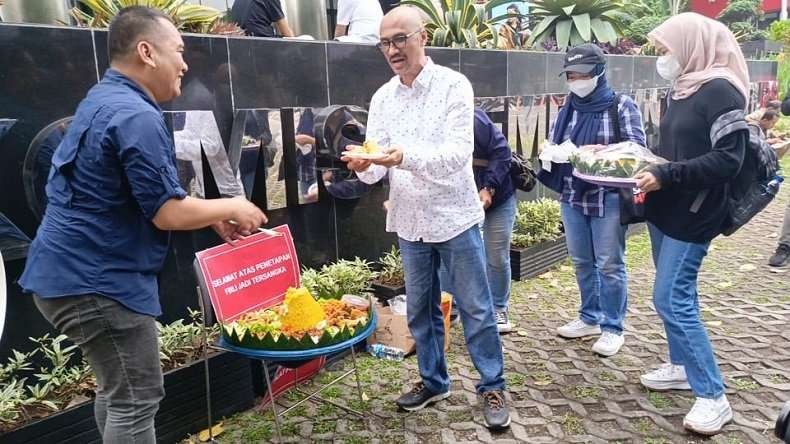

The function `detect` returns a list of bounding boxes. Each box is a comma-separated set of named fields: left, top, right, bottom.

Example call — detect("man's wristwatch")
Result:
left=483, top=186, right=495, bottom=197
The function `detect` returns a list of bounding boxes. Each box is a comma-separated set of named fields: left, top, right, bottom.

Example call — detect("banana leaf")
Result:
left=221, top=315, right=372, bottom=351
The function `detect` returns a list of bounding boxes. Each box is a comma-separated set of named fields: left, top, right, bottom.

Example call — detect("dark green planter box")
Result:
left=510, top=235, right=568, bottom=281
left=1, top=352, right=255, bottom=444
left=371, top=281, right=406, bottom=303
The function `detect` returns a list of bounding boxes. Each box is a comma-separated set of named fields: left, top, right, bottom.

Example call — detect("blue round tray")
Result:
left=217, top=311, right=377, bottom=361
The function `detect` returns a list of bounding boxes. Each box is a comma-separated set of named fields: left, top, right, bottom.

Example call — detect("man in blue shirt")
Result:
left=441, top=109, right=517, bottom=332
left=19, top=7, right=266, bottom=442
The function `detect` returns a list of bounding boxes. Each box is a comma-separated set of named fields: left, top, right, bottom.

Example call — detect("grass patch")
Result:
left=348, top=398, right=368, bottom=411
left=284, top=390, right=302, bottom=402
left=507, top=373, right=527, bottom=387
left=561, top=413, right=585, bottom=435
left=239, top=422, right=272, bottom=441
left=317, top=403, right=339, bottom=417
left=342, top=437, right=369, bottom=444
left=731, top=377, right=759, bottom=391
left=771, top=374, right=790, bottom=384
left=532, top=371, right=553, bottom=386
left=646, top=391, right=671, bottom=409
left=321, top=386, right=342, bottom=399
left=281, top=421, right=299, bottom=436
left=312, top=420, right=335, bottom=434
left=635, top=418, right=654, bottom=434
left=286, top=405, right=308, bottom=418
left=625, top=232, right=653, bottom=271
left=610, top=355, right=632, bottom=367
left=571, top=386, right=601, bottom=399
left=598, top=371, right=617, bottom=382
left=447, top=409, right=471, bottom=422
left=643, top=438, right=669, bottom=444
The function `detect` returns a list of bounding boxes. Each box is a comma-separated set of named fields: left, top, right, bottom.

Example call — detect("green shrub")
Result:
left=624, top=15, right=666, bottom=45
left=301, top=258, right=377, bottom=299
left=511, top=198, right=563, bottom=249
left=376, top=246, right=405, bottom=287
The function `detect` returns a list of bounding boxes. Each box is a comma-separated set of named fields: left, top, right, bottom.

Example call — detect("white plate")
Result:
left=572, top=170, right=638, bottom=188
left=341, top=151, right=388, bottom=160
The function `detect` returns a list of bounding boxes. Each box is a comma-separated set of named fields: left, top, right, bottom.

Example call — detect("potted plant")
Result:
left=300, top=257, right=377, bottom=300
left=398, top=0, right=511, bottom=48
left=510, top=198, right=567, bottom=280
left=371, top=246, right=406, bottom=302
left=1, top=310, right=256, bottom=444
left=71, top=0, right=223, bottom=34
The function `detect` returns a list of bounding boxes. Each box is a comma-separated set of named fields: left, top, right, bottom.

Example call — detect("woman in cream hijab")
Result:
left=633, top=13, right=750, bottom=435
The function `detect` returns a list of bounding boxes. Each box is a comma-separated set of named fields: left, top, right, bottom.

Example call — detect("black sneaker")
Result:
left=395, top=382, right=450, bottom=412
left=482, top=390, right=511, bottom=430
left=769, top=244, right=790, bottom=267
left=494, top=310, right=512, bottom=333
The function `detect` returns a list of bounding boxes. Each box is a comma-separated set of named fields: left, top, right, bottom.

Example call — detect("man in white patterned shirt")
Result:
left=342, top=6, right=510, bottom=430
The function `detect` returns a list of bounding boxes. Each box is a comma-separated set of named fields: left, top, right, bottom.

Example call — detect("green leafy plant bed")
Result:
left=371, top=246, right=406, bottom=303
left=510, top=198, right=566, bottom=281
left=1, top=352, right=255, bottom=444
left=0, top=310, right=254, bottom=443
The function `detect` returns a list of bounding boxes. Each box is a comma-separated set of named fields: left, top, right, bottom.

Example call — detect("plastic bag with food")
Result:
left=569, top=142, right=667, bottom=185
left=539, top=139, right=577, bottom=171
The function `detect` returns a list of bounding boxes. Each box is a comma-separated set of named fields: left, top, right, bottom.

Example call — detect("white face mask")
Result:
left=567, top=74, right=599, bottom=98
left=656, top=55, right=682, bottom=81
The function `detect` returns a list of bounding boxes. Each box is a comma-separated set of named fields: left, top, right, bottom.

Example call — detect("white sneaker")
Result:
left=640, top=363, right=692, bottom=391
left=494, top=311, right=512, bottom=333
left=683, top=395, right=732, bottom=435
left=591, top=331, right=625, bottom=356
left=556, top=319, right=601, bottom=339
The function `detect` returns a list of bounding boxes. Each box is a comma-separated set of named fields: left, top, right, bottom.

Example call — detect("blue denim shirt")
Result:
left=473, top=109, right=515, bottom=211
left=19, top=69, right=187, bottom=316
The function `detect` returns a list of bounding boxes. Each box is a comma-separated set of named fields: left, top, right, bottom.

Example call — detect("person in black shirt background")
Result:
left=634, top=13, right=751, bottom=435
left=379, top=0, right=399, bottom=14
left=233, top=0, right=294, bottom=37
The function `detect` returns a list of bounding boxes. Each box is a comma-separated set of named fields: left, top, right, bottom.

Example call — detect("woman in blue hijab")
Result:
left=540, top=44, right=646, bottom=357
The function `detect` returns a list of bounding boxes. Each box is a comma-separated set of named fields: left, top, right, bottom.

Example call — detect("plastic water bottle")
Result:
left=368, top=343, right=405, bottom=361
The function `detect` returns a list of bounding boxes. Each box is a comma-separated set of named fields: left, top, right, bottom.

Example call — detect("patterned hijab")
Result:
left=648, top=12, right=750, bottom=104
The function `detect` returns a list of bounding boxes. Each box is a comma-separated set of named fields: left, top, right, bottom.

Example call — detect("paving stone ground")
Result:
left=202, top=171, right=790, bottom=444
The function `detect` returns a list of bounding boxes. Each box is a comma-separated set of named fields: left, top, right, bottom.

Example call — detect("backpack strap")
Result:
left=710, top=109, right=748, bottom=148
left=689, top=109, right=749, bottom=213
left=607, top=93, right=623, bottom=143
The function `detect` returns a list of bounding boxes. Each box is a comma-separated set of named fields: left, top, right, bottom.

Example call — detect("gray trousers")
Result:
left=34, top=294, right=163, bottom=444
left=780, top=200, right=790, bottom=247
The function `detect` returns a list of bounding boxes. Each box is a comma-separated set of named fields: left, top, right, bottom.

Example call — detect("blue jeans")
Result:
left=399, top=225, right=505, bottom=394
left=561, top=192, right=628, bottom=334
left=440, top=195, right=517, bottom=312
left=648, top=224, right=725, bottom=399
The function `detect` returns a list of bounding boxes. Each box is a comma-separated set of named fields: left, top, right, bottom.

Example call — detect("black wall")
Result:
left=0, top=22, right=778, bottom=361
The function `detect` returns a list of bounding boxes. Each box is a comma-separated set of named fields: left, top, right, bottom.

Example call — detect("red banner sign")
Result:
left=195, top=225, right=300, bottom=322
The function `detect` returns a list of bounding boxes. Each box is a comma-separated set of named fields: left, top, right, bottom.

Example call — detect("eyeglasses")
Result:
left=376, top=29, right=422, bottom=52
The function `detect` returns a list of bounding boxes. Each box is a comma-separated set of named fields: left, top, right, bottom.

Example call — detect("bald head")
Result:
left=381, top=5, right=424, bottom=31
left=377, top=6, right=428, bottom=85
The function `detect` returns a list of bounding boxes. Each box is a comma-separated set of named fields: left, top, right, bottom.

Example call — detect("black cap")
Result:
left=559, top=43, right=606, bottom=76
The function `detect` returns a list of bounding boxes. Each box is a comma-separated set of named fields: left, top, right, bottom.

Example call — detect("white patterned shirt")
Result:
left=358, top=59, right=484, bottom=243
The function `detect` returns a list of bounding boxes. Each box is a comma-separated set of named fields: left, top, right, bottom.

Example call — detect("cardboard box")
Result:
left=368, top=302, right=415, bottom=355
left=368, top=294, right=454, bottom=355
